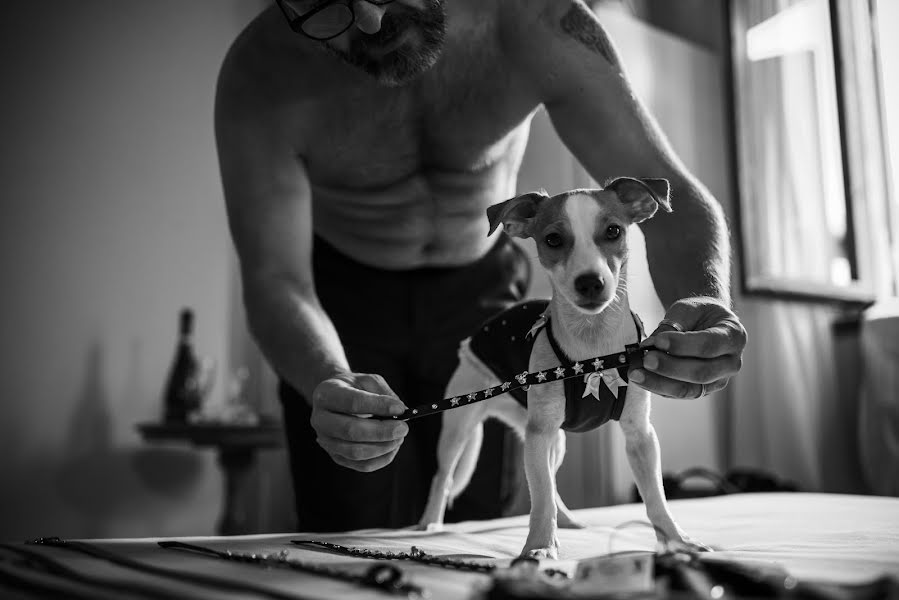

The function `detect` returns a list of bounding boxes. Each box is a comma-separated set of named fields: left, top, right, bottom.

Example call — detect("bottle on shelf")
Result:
left=162, top=308, right=203, bottom=423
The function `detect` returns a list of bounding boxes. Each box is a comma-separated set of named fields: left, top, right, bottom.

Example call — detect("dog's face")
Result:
left=487, top=177, right=671, bottom=315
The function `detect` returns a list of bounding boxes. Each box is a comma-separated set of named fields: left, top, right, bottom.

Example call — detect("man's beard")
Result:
left=326, top=1, right=446, bottom=86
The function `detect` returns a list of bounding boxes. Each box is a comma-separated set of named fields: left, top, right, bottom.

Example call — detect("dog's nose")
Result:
left=574, top=273, right=605, bottom=298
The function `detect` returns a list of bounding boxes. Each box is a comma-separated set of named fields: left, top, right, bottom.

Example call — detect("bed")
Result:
left=1, top=493, right=897, bottom=599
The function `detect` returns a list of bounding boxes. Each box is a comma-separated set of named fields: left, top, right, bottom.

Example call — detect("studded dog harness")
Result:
left=387, top=300, right=646, bottom=431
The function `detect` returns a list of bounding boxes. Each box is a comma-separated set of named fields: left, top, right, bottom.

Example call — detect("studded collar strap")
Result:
left=383, top=343, right=650, bottom=421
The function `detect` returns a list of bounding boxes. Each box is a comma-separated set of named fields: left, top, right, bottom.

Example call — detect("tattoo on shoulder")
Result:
left=559, top=2, right=616, bottom=65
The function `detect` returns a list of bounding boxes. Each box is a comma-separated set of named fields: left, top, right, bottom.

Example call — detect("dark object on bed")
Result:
left=632, top=467, right=800, bottom=502
left=487, top=551, right=899, bottom=600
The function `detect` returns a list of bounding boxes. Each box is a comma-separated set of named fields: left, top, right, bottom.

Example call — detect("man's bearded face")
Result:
left=326, top=1, right=446, bottom=86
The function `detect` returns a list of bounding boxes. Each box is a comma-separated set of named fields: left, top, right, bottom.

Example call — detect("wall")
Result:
left=0, top=1, right=264, bottom=540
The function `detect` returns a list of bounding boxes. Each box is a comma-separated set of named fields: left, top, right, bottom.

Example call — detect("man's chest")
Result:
left=299, top=40, right=540, bottom=185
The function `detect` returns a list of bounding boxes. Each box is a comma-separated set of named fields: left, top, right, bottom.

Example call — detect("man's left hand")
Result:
left=630, top=297, right=747, bottom=399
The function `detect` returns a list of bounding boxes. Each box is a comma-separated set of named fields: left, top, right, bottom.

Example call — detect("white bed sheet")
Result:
left=4, top=493, right=898, bottom=599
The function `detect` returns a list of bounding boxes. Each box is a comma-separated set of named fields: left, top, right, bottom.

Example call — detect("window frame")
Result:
left=726, top=0, right=893, bottom=305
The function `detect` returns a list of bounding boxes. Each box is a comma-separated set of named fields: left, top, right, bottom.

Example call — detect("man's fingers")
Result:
left=317, top=435, right=403, bottom=462
left=355, top=373, right=398, bottom=397
left=312, top=411, right=409, bottom=443
left=321, top=383, right=407, bottom=417
left=644, top=323, right=745, bottom=359
left=641, top=350, right=742, bottom=383
left=630, top=368, right=730, bottom=399
left=331, top=447, right=401, bottom=473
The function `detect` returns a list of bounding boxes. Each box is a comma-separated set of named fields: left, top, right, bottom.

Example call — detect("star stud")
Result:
left=593, top=358, right=604, bottom=371
left=450, top=397, right=460, bottom=406
left=554, top=366, right=565, bottom=378
left=484, top=387, right=494, bottom=397
left=573, top=362, right=584, bottom=374
left=536, top=371, right=547, bottom=382
left=467, top=393, right=477, bottom=402
left=501, top=381, right=511, bottom=391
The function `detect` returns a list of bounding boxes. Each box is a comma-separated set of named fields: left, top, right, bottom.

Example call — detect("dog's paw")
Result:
left=412, top=521, right=444, bottom=532
left=521, top=535, right=559, bottom=560
left=659, top=528, right=713, bottom=553
left=522, top=546, right=559, bottom=560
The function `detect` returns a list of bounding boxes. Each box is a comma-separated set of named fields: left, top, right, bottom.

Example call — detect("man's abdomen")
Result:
left=310, top=147, right=524, bottom=269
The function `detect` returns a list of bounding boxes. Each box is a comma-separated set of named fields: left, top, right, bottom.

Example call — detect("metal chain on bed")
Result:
left=291, top=540, right=571, bottom=579
left=157, top=540, right=424, bottom=598
left=27, top=537, right=423, bottom=599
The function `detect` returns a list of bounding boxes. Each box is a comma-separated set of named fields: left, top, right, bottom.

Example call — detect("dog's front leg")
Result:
left=619, top=386, right=707, bottom=551
left=521, top=388, right=565, bottom=559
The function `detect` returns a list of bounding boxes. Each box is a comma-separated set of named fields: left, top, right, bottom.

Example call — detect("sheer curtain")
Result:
left=729, top=0, right=865, bottom=491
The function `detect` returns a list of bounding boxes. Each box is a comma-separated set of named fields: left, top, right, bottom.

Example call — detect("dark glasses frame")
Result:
left=276, top=0, right=397, bottom=41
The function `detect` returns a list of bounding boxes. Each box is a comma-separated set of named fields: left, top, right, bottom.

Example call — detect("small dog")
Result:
left=417, top=177, right=703, bottom=559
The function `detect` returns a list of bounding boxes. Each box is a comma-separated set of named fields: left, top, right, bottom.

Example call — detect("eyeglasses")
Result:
left=277, top=0, right=397, bottom=41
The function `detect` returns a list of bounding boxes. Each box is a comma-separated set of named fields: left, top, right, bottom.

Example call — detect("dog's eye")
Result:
left=605, top=225, right=622, bottom=240
left=544, top=233, right=563, bottom=248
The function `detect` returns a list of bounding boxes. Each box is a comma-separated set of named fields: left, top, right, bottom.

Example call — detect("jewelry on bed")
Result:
left=28, top=537, right=422, bottom=599
left=0, top=542, right=175, bottom=600
left=380, top=344, right=652, bottom=421
left=293, top=540, right=495, bottom=573
left=158, top=540, right=424, bottom=598
left=292, top=540, right=571, bottom=579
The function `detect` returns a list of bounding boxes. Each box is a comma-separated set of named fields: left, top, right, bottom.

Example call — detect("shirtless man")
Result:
left=215, top=0, right=747, bottom=531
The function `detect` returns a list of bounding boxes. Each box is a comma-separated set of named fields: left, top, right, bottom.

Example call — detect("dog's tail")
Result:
left=448, top=423, right=484, bottom=506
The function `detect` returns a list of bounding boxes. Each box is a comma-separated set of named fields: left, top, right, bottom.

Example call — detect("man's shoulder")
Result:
left=216, top=7, right=320, bottom=121
left=494, top=0, right=572, bottom=31
left=493, top=0, right=581, bottom=59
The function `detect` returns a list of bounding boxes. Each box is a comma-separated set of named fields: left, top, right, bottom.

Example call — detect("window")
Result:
left=728, top=0, right=896, bottom=302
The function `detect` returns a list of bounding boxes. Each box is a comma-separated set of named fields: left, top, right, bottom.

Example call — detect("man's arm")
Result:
left=503, top=0, right=728, bottom=305
left=502, top=0, right=745, bottom=398
left=215, top=67, right=407, bottom=470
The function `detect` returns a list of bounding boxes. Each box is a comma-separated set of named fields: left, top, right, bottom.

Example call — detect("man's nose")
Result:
left=353, top=2, right=388, bottom=34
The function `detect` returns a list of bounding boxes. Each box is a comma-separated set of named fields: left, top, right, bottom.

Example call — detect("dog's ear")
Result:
left=604, top=177, right=672, bottom=223
left=486, top=190, right=549, bottom=238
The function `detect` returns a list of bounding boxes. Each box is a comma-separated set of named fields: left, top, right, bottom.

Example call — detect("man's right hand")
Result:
left=310, top=373, right=409, bottom=472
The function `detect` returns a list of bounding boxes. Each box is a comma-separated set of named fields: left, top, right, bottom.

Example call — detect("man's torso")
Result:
left=224, top=1, right=548, bottom=269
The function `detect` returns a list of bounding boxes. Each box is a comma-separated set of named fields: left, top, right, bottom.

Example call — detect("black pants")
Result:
left=279, top=234, right=531, bottom=532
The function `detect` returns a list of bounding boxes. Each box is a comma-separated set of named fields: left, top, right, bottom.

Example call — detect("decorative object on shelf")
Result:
left=188, top=366, right=260, bottom=426
left=161, top=308, right=215, bottom=423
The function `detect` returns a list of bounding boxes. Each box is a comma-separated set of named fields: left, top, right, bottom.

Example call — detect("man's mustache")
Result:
left=352, top=8, right=431, bottom=47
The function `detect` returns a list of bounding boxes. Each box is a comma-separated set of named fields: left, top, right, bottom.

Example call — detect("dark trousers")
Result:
left=279, top=234, right=531, bottom=532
